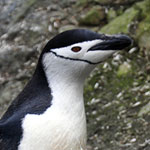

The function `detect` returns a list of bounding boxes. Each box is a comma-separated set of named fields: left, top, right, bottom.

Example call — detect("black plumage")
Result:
left=0, top=61, right=52, bottom=149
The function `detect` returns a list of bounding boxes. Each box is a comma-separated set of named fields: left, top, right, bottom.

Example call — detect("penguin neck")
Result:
left=47, top=72, right=85, bottom=112
left=43, top=65, right=85, bottom=113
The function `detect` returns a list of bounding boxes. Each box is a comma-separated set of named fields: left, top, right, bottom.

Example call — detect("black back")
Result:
left=0, top=61, right=52, bottom=149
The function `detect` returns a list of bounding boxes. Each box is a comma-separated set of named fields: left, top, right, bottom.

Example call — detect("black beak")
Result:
left=89, top=34, right=132, bottom=51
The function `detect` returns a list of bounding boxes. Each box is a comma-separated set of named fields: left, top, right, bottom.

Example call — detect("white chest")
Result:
left=18, top=54, right=88, bottom=150
left=18, top=88, right=87, bottom=150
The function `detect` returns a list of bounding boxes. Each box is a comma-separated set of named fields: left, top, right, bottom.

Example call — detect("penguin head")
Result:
left=42, top=29, right=132, bottom=80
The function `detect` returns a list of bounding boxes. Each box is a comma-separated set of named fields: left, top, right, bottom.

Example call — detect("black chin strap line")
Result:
left=49, top=51, right=102, bottom=65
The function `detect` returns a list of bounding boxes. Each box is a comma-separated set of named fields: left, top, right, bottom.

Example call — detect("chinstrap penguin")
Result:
left=0, top=29, right=132, bottom=150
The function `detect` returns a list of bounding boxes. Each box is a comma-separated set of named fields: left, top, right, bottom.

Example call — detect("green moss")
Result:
left=77, top=0, right=138, bottom=5
left=107, top=8, right=117, bottom=22
left=135, top=0, right=150, bottom=50
left=100, top=7, right=140, bottom=34
left=137, top=23, right=150, bottom=50
left=94, top=0, right=112, bottom=4
left=77, top=0, right=112, bottom=6
left=79, top=6, right=106, bottom=26
left=99, top=0, right=150, bottom=35
left=135, top=0, right=150, bottom=35
left=76, top=0, right=90, bottom=6
left=137, top=18, right=150, bottom=37
left=135, top=0, right=150, bottom=17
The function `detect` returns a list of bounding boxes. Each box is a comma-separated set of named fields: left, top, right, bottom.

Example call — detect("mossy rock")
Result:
left=99, top=7, right=140, bottom=34
left=77, top=0, right=138, bottom=6
left=99, top=0, right=150, bottom=52
left=76, top=0, right=90, bottom=6
left=95, top=0, right=138, bottom=5
left=107, top=8, right=117, bottom=22
left=94, top=0, right=112, bottom=5
left=77, top=0, right=115, bottom=6
left=79, top=6, right=106, bottom=26
left=135, top=0, right=150, bottom=50
left=138, top=30, right=150, bottom=51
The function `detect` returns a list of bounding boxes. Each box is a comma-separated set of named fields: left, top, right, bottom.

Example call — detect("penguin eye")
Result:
left=71, top=46, right=81, bottom=52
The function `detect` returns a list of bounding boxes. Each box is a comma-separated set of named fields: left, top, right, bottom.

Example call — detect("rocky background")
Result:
left=0, top=0, right=150, bottom=149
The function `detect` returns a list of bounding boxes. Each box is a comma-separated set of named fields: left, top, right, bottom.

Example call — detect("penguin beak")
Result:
left=88, top=35, right=132, bottom=51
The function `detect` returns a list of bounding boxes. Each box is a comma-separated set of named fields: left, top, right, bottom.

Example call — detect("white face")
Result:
left=50, top=40, right=115, bottom=65
left=42, top=40, right=116, bottom=81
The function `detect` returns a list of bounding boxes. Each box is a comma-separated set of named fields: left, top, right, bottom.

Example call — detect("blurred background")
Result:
left=0, top=0, right=150, bottom=149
